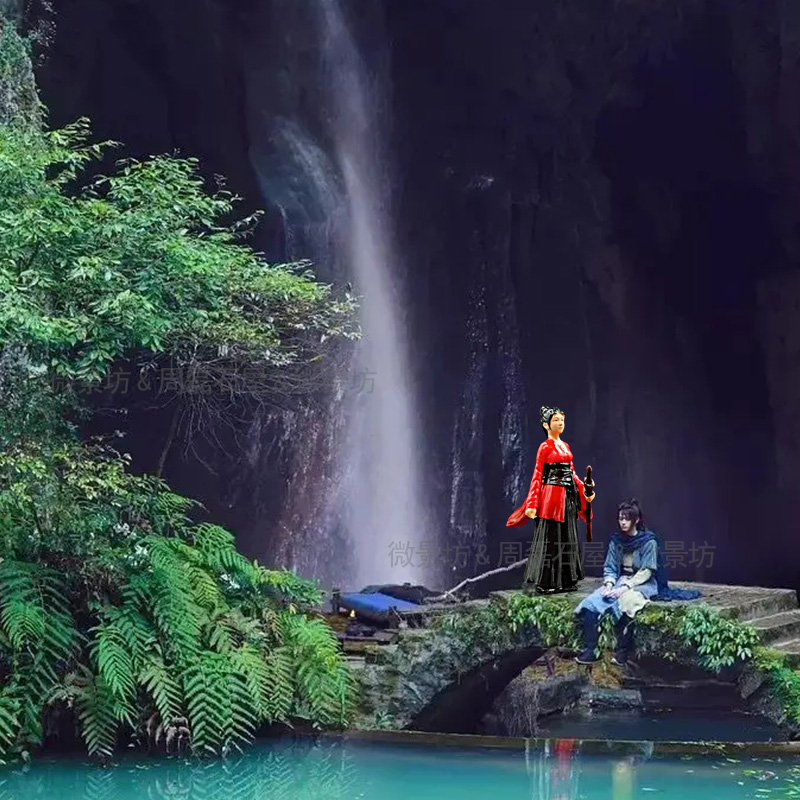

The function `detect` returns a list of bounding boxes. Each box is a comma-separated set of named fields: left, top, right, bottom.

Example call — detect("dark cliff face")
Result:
left=387, top=0, right=797, bottom=588
left=37, top=0, right=800, bottom=589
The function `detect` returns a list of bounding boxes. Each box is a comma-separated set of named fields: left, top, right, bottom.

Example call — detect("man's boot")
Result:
left=574, top=609, right=601, bottom=664
left=612, top=614, right=635, bottom=666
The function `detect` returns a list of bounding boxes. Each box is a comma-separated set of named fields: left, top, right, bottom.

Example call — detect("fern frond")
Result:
left=0, top=689, right=21, bottom=761
left=194, top=523, right=236, bottom=555
left=90, top=620, right=137, bottom=703
left=0, top=560, right=45, bottom=651
left=263, top=645, right=294, bottom=723
left=99, top=604, right=155, bottom=673
left=139, top=656, right=183, bottom=724
left=69, top=670, right=120, bottom=758
left=1, top=598, right=45, bottom=650
left=257, top=568, right=323, bottom=607
left=188, top=565, right=223, bottom=611
left=205, top=613, right=235, bottom=654
left=279, top=612, right=352, bottom=726
left=144, top=538, right=204, bottom=662
left=229, top=644, right=270, bottom=719
left=183, top=651, right=257, bottom=755
left=148, top=490, right=198, bottom=535
left=0, top=561, right=77, bottom=748
left=39, top=609, right=77, bottom=667
left=192, top=524, right=256, bottom=583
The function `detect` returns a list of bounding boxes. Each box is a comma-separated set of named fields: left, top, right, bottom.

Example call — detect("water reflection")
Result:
left=0, top=742, right=362, bottom=800
left=612, top=758, right=634, bottom=800
left=0, top=737, right=791, bottom=800
left=525, top=740, right=582, bottom=799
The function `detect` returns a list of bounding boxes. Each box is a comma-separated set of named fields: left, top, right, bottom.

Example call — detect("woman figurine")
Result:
left=507, top=406, right=594, bottom=594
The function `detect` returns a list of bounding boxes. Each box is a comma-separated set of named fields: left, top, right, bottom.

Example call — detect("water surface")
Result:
left=1, top=738, right=795, bottom=800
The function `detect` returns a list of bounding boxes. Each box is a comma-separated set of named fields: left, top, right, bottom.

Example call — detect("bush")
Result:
left=0, top=24, right=360, bottom=761
left=0, top=440, right=355, bottom=761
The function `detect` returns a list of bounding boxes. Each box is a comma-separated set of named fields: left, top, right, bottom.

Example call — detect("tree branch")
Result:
left=427, top=558, right=527, bottom=603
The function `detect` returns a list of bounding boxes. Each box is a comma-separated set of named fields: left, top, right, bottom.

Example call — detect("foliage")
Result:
left=0, top=118, right=359, bottom=392
left=437, top=604, right=512, bottom=653
left=505, top=593, right=582, bottom=649
left=0, top=25, right=361, bottom=763
left=362, top=710, right=396, bottom=731
left=677, top=605, right=760, bottom=672
left=0, top=437, right=355, bottom=762
left=752, top=646, right=800, bottom=725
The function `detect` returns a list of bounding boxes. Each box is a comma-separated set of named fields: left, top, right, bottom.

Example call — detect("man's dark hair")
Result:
left=617, top=498, right=645, bottom=530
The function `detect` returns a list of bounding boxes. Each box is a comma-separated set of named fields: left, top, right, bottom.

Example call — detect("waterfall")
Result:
left=244, top=0, right=432, bottom=590
left=314, top=0, right=431, bottom=589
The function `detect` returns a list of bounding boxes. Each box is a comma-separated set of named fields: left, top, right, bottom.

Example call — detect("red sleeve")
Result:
left=506, top=441, right=549, bottom=527
left=523, top=441, right=548, bottom=514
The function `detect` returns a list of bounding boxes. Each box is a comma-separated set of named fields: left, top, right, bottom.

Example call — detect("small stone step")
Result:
left=714, top=590, right=799, bottom=623
left=622, top=679, right=742, bottom=710
left=770, top=639, right=800, bottom=668
left=364, top=644, right=398, bottom=665
left=748, top=609, right=800, bottom=644
left=582, top=687, right=643, bottom=710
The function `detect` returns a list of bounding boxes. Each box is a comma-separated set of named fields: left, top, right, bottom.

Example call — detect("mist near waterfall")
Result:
left=244, top=0, right=435, bottom=590
left=315, top=0, right=432, bottom=589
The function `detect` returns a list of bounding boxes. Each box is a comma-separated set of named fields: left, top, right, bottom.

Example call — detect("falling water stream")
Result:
left=245, top=0, right=434, bottom=589
left=314, top=0, right=431, bottom=589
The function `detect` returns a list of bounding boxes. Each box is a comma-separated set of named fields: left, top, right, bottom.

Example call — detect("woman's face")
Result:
left=618, top=513, right=636, bottom=534
left=545, top=412, right=565, bottom=435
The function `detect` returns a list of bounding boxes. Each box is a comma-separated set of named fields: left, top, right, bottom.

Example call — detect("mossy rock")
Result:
left=348, top=592, right=800, bottom=737
left=0, top=17, right=42, bottom=130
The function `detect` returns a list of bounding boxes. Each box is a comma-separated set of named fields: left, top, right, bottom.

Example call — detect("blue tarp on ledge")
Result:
left=339, top=591, right=421, bottom=623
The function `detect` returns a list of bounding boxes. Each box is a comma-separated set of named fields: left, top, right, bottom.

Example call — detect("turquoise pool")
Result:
left=0, top=738, right=796, bottom=800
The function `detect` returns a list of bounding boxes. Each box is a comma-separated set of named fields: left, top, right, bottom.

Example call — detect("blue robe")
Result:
left=574, top=528, right=701, bottom=620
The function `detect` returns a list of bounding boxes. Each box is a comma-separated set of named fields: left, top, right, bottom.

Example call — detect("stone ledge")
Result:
left=584, top=686, right=643, bottom=709
left=349, top=586, right=800, bottom=738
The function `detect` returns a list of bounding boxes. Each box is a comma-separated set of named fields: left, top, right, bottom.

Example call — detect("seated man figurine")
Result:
left=573, top=498, right=659, bottom=666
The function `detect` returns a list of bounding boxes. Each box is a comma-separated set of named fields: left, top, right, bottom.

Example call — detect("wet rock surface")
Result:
left=349, top=584, right=800, bottom=738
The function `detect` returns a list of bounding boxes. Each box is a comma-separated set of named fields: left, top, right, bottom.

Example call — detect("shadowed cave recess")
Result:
left=35, top=0, right=800, bottom=593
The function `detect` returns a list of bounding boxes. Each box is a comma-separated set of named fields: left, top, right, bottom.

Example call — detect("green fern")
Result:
left=229, top=643, right=270, bottom=718
left=0, top=689, right=21, bottom=761
left=0, top=561, right=46, bottom=650
left=68, top=668, right=119, bottom=758
left=264, top=645, right=295, bottom=723
left=183, top=651, right=257, bottom=755
left=0, top=474, right=354, bottom=763
left=90, top=621, right=137, bottom=708
left=0, top=561, right=78, bottom=755
left=139, top=655, right=183, bottom=725
left=0, top=99, right=356, bottom=764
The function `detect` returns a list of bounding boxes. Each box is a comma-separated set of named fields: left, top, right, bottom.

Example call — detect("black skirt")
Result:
left=523, top=484, right=584, bottom=592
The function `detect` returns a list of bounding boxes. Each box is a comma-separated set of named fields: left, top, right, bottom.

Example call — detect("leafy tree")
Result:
left=0, top=23, right=360, bottom=762
left=0, top=117, right=358, bottom=390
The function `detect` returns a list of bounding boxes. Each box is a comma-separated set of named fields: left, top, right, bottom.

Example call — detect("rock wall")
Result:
left=30, top=0, right=800, bottom=590
left=354, top=602, right=544, bottom=730
left=350, top=593, right=800, bottom=738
